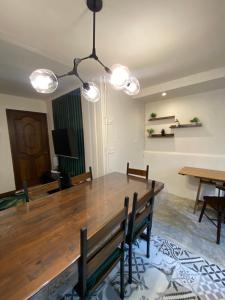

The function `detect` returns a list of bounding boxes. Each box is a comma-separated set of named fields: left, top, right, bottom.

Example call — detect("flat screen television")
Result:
left=52, top=128, right=79, bottom=159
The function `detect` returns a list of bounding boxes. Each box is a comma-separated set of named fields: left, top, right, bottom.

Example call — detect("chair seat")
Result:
left=86, top=247, right=122, bottom=291
left=204, top=196, right=225, bottom=212
left=0, top=193, right=26, bottom=211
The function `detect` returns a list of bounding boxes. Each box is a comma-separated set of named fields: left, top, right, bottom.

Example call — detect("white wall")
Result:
left=144, top=88, right=225, bottom=199
left=82, top=79, right=145, bottom=177
left=0, top=94, right=47, bottom=194
left=104, top=83, right=145, bottom=174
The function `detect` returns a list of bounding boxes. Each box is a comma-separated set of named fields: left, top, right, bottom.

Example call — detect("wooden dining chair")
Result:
left=71, top=167, right=93, bottom=186
left=126, top=180, right=155, bottom=284
left=74, top=197, right=129, bottom=300
left=23, top=179, right=61, bottom=202
left=126, top=162, right=149, bottom=180
left=199, top=184, right=225, bottom=244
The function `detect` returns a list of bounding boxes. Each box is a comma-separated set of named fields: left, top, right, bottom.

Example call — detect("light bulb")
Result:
left=109, top=64, right=130, bottom=90
left=81, top=82, right=100, bottom=102
left=29, top=69, right=58, bottom=93
left=124, top=77, right=140, bottom=96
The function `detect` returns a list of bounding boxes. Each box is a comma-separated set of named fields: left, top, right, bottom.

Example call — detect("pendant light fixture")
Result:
left=30, top=0, right=140, bottom=102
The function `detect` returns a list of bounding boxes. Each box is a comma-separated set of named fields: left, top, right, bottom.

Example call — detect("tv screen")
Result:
left=52, top=128, right=79, bottom=158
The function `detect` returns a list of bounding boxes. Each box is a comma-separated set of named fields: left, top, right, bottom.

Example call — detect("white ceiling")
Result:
left=0, top=0, right=225, bottom=99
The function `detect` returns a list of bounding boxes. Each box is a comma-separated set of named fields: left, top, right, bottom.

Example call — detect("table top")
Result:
left=0, top=172, right=164, bottom=300
left=179, top=166, right=225, bottom=182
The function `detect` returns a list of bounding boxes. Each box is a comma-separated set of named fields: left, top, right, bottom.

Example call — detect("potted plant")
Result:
left=147, top=128, right=154, bottom=137
left=190, top=117, right=200, bottom=124
left=150, top=112, right=157, bottom=119
left=161, top=129, right=166, bottom=136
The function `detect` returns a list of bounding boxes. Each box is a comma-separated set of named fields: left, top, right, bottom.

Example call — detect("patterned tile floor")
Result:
left=63, top=235, right=225, bottom=300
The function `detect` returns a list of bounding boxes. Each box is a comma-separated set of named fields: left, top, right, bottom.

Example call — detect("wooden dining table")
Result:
left=0, top=172, right=164, bottom=300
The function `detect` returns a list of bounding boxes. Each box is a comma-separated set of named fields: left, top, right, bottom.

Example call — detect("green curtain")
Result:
left=52, top=89, right=85, bottom=176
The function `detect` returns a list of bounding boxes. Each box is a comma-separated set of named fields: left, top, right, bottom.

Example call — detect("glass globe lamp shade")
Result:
left=29, top=69, right=58, bottom=94
left=109, top=64, right=130, bottom=90
left=81, top=82, right=100, bottom=102
left=124, top=77, right=140, bottom=96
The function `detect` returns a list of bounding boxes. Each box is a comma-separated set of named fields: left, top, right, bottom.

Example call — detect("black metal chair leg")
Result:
left=217, top=211, right=222, bottom=244
left=128, top=243, right=132, bottom=284
left=199, top=201, right=207, bottom=222
left=120, top=254, right=125, bottom=299
left=146, top=224, right=151, bottom=258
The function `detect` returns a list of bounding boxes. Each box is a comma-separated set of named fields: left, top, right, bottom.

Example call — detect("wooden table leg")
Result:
left=193, top=179, right=202, bottom=214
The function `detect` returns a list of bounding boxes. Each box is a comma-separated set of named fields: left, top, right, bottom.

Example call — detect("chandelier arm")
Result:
left=76, top=73, right=86, bottom=85
left=95, top=58, right=112, bottom=74
left=80, top=55, right=92, bottom=61
left=57, top=72, right=72, bottom=79
left=72, top=58, right=89, bottom=88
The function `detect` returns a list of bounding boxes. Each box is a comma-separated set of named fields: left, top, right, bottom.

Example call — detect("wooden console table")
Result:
left=179, top=166, right=225, bottom=213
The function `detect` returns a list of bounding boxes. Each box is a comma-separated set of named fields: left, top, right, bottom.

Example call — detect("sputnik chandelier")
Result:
left=29, top=0, right=140, bottom=102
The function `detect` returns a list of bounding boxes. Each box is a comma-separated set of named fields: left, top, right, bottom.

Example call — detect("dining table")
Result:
left=0, top=172, right=164, bottom=300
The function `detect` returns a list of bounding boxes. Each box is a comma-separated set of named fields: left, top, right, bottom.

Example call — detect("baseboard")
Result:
left=0, top=190, right=16, bottom=198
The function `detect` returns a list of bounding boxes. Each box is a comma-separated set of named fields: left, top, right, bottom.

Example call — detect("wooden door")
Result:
left=6, top=109, right=51, bottom=189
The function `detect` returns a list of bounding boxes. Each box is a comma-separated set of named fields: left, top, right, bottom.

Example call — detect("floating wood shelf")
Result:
left=148, top=115, right=175, bottom=121
left=170, top=123, right=202, bottom=129
left=149, top=133, right=174, bottom=138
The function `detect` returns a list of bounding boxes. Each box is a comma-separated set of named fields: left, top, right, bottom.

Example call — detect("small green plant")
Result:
left=150, top=112, right=157, bottom=118
left=190, top=117, right=200, bottom=123
left=175, top=118, right=180, bottom=126
left=147, top=128, right=154, bottom=136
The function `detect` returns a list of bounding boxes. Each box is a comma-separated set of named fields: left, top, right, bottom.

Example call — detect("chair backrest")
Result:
left=128, top=180, right=155, bottom=241
left=126, top=162, right=149, bottom=180
left=71, top=167, right=93, bottom=186
left=78, top=196, right=129, bottom=296
left=23, top=179, right=61, bottom=202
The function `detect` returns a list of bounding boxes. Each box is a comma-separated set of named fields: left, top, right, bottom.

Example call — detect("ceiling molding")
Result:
left=135, top=67, right=225, bottom=100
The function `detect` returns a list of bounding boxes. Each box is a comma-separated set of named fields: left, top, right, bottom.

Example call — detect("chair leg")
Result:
left=128, top=243, right=132, bottom=284
left=80, top=292, right=86, bottom=300
left=199, top=201, right=207, bottom=223
left=146, top=224, right=151, bottom=258
left=120, top=253, right=125, bottom=299
left=194, top=179, right=202, bottom=213
left=217, top=212, right=222, bottom=244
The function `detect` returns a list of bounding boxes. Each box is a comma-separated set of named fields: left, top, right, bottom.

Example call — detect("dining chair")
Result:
left=199, top=184, right=225, bottom=244
left=126, top=162, right=149, bottom=180
left=126, top=180, right=155, bottom=284
left=74, top=197, right=129, bottom=300
left=71, top=167, right=93, bottom=186
left=23, top=179, right=61, bottom=202
left=0, top=192, right=26, bottom=211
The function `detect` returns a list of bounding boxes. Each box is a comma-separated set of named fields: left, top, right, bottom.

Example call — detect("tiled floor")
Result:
left=64, top=235, right=225, bottom=299
left=153, top=192, right=225, bottom=268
